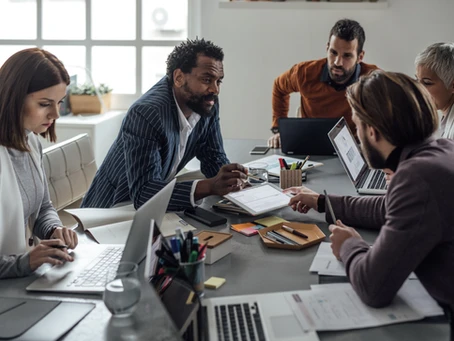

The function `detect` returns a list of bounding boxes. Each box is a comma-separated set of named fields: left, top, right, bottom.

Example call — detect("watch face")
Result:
left=271, top=127, right=279, bottom=134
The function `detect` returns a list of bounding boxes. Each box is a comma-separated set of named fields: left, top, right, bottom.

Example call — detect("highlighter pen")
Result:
left=282, top=225, right=308, bottom=239
left=323, top=189, right=337, bottom=223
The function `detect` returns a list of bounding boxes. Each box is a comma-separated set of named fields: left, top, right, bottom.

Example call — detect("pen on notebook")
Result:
left=51, top=244, right=68, bottom=249
left=300, top=155, right=310, bottom=169
left=282, top=225, right=308, bottom=239
left=323, top=189, right=337, bottom=223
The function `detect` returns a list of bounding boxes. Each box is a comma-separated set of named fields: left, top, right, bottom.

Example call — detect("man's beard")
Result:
left=360, top=135, right=386, bottom=169
left=328, top=64, right=356, bottom=84
left=183, top=83, right=218, bottom=117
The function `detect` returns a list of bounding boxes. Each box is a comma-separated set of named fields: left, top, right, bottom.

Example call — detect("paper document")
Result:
left=310, top=242, right=417, bottom=279
left=224, top=183, right=292, bottom=216
left=285, top=286, right=423, bottom=331
left=244, top=155, right=323, bottom=177
left=310, top=280, right=443, bottom=318
left=65, top=205, right=196, bottom=243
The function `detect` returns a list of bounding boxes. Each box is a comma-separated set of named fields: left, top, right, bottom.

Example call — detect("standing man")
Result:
left=288, top=70, right=454, bottom=313
left=268, top=19, right=378, bottom=148
left=82, top=38, right=247, bottom=211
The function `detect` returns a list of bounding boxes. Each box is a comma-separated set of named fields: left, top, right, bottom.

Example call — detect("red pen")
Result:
left=198, top=243, right=208, bottom=260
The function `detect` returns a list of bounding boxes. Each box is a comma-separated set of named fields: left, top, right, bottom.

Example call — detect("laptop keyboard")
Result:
left=67, top=246, right=123, bottom=288
left=214, top=302, right=267, bottom=341
left=367, top=170, right=386, bottom=190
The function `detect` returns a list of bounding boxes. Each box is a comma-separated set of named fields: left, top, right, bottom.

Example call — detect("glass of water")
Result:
left=103, top=262, right=141, bottom=318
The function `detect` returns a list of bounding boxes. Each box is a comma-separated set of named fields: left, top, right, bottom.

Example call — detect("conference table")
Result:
left=0, top=139, right=449, bottom=341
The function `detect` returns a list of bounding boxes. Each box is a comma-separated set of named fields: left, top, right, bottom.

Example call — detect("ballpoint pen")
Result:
left=282, top=225, right=308, bottom=239
left=323, top=189, right=337, bottom=223
left=300, top=155, right=310, bottom=169
left=263, top=234, right=284, bottom=244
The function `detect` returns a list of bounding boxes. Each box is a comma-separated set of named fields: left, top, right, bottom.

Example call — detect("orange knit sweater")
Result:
left=272, top=58, right=378, bottom=131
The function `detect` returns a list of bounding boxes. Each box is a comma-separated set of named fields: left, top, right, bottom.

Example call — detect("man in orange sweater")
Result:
left=268, top=19, right=378, bottom=148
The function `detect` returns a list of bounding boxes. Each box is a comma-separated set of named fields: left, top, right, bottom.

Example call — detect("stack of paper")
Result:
left=310, top=242, right=417, bottom=279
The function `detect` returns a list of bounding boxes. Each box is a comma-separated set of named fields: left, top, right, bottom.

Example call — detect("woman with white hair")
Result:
left=415, top=42, right=454, bottom=139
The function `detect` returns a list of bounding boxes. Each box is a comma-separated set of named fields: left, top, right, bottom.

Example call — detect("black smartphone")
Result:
left=183, top=207, right=227, bottom=227
left=250, top=146, right=270, bottom=155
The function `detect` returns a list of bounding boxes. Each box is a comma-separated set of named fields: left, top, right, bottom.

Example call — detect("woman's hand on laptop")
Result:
left=285, top=186, right=320, bottom=214
left=50, top=227, right=78, bottom=249
left=267, top=133, right=281, bottom=148
left=28, top=239, right=74, bottom=270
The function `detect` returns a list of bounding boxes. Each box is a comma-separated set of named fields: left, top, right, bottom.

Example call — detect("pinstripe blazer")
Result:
left=81, top=77, right=229, bottom=211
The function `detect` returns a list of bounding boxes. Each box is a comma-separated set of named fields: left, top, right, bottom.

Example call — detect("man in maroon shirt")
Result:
left=288, top=70, right=454, bottom=319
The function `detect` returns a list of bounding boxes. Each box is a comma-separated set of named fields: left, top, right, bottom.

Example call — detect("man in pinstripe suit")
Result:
left=82, top=39, right=248, bottom=212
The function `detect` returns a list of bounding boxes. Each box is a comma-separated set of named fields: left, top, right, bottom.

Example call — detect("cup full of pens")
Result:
left=171, top=228, right=207, bottom=297
left=278, top=156, right=309, bottom=189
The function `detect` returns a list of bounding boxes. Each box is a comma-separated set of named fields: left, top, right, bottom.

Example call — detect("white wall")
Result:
left=201, top=0, right=454, bottom=140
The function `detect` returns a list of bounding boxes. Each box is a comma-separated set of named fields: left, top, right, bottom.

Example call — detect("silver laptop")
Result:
left=145, top=223, right=319, bottom=341
left=26, top=179, right=176, bottom=293
left=328, top=117, right=387, bottom=195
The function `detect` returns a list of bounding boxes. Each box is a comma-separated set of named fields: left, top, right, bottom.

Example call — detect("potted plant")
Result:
left=69, top=83, right=113, bottom=115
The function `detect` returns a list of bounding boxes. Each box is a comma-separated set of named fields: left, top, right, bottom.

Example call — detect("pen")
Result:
left=51, top=244, right=68, bottom=249
left=282, top=225, right=308, bottom=239
left=270, top=230, right=300, bottom=245
left=300, top=155, right=310, bottom=169
left=248, top=174, right=265, bottom=182
left=323, top=189, right=337, bottom=223
left=198, top=243, right=208, bottom=260
left=188, top=250, right=198, bottom=263
left=263, top=234, right=284, bottom=244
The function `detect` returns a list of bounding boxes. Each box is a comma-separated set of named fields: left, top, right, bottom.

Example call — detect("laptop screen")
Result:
left=328, top=118, right=367, bottom=182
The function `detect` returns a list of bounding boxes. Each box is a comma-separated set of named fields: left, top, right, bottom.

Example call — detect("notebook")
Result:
left=145, top=221, right=320, bottom=341
left=279, top=118, right=339, bottom=156
left=26, top=179, right=176, bottom=293
left=328, top=117, right=387, bottom=195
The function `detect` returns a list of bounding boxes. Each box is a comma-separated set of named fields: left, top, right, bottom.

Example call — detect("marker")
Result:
left=175, top=227, right=185, bottom=244
left=282, top=225, right=308, bottom=239
left=170, top=237, right=181, bottom=261
left=188, top=250, right=198, bottom=263
left=324, top=189, right=337, bottom=223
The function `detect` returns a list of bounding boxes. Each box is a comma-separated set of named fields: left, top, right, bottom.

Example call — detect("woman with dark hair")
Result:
left=0, top=48, right=77, bottom=279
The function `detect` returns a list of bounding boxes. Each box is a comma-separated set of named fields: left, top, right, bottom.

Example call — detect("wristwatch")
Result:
left=270, top=127, right=279, bottom=134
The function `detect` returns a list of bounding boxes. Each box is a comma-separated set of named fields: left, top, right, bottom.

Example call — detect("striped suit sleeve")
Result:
left=123, top=106, right=194, bottom=211
left=196, top=107, right=230, bottom=178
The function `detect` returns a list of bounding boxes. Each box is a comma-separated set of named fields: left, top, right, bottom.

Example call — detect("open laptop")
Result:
left=26, top=179, right=176, bottom=293
left=145, top=223, right=319, bottom=341
left=328, top=117, right=387, bottom=195
left=279, top=118, right=338, bottom=155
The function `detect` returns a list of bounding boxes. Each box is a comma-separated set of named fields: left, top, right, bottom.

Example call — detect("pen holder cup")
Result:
left=180, top=256, right=206, bottom=297
left=279, top=169, right=302, bottom=189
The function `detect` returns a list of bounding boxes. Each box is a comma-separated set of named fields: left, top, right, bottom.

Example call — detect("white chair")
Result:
left=43, top=134, right=97, bottom=212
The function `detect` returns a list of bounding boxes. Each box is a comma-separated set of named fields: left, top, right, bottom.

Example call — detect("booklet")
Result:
left=65, top=205, right=196, bottom=244
left=224, top=183, right=292, bottom=216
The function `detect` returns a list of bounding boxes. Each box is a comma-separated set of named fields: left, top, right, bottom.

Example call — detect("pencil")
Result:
left=323, top=189, right=337, bottom=223
left=300, top=155, right=310, bottom=169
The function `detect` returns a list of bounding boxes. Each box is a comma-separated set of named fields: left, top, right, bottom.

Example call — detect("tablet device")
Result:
left=224, top=183, right=292, bottom=216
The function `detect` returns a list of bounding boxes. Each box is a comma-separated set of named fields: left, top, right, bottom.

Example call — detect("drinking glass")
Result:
left=103, top=261, right=141, bottom=317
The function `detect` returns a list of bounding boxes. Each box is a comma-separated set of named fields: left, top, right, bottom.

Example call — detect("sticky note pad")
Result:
left=254, top=216, right=287, bottom=227
left=205, top=277, right=226, bottom=289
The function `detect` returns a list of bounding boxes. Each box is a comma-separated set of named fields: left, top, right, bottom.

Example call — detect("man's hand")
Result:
left=51, top=227, right=78, bottom=249
left=286, top=186, right=320, bottom=214
left=267, top=133, right=281, bottom=148
left=195, top=163, right=248, bottom=200
left=383, top=168, right=394, bottom=186
left=329, top=220, right=362, bottom=260
left=29, top=239, right=74, bottom=271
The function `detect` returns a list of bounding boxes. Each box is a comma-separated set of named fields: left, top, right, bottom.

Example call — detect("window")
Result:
left=0, top=0, right=200, bottom=109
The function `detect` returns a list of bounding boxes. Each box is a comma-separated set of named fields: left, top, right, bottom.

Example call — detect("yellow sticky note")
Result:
left=205, top=277, right=226, bottom=289
left=254, top=216, right=287, bottom=227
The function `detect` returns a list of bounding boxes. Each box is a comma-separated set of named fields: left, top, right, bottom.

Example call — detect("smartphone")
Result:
left=184, top=207, right=227, bottom=227
left=250, top=146, right=270, bottom=155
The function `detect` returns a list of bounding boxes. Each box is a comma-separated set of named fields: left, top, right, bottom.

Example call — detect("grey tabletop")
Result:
left=0, top=138, right=449, bottom=341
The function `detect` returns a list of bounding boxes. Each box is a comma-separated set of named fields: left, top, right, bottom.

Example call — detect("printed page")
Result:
left=160, top=213, right=196, bottom=238
left=65, top=204, right=135, bottom=230
left=310, top=242, right=417, bottom=279
left=225, top=183, right=291, bottom=215
left=86, top=220, right=132, bottom=244
left=285, top=286, right=422, bottom=331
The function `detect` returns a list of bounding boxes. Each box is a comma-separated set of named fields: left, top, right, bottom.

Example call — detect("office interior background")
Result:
left=1, top=0, right=453, bottom=142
